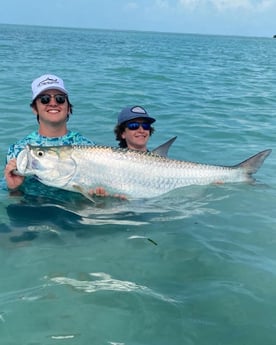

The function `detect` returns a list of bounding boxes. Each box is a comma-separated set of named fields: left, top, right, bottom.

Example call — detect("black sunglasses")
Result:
left=37, top=94, right=67, bottom=105
left=126, top=122, right=151, bottom=131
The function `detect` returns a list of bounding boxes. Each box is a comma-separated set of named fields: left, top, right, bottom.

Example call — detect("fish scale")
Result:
left=16, top=145, right=272, bottom=200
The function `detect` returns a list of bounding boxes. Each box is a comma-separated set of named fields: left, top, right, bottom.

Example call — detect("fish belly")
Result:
left=67, top=148, right=242, bottom=198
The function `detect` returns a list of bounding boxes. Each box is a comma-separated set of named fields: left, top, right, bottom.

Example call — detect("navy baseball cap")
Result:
left=117, top=106, right=156, bottom=125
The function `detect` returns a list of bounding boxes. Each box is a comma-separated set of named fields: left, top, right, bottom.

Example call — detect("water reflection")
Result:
left=1, top=184, right=238, bottom=244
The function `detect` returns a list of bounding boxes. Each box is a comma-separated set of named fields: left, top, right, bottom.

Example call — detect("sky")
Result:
left=0, top=0, right=276, bottom=37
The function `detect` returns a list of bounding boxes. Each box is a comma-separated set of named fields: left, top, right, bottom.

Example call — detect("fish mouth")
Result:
left=16, top=147, right=29, bottom=174
left=12, top=169, right=25, bottom=177
left=16, top=146, right=33, bottom=176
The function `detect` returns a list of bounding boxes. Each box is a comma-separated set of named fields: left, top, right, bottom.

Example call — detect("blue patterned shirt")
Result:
left=6, top=130, right=94, bottom=161
left=2, top=130, right=95, bottom=196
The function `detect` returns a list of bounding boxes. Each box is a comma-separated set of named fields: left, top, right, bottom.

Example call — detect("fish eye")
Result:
left=37, top=150, right=44, bottom=157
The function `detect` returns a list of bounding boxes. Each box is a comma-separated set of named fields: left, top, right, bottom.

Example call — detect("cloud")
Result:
left=124, top=1, right=139, bottom=10
left=179, top=0, right=200, bottom=9
left=154, top=0, right=171, bottom=9
left=178, top=0, right=273, bottom=11
left=211, top=0, right=273, bottom=11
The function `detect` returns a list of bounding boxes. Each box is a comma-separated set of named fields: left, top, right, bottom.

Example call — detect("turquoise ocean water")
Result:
left=0, top=24, right=276, bottom=344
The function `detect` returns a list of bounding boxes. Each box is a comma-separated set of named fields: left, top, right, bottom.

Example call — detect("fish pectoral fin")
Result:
left=72, top=184, right=96, bottom=203
left=213, top=180, right=225, bottom=185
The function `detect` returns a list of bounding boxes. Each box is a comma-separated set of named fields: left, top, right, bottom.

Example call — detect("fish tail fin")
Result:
left=235, top=149, right=272, bottom=177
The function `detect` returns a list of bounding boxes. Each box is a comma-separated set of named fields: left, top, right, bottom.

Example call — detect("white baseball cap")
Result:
left=31, top=74, right=68, bottom=100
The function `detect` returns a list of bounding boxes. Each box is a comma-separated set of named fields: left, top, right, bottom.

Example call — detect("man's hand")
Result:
left=4, top=159, right=25, bottom=191
left=89, top=187, right=127, bottom=200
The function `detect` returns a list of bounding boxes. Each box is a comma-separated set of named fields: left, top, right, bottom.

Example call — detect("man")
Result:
left=114, top=105, right=155, bottom=151
left=4, top=74, right=94, bottom=192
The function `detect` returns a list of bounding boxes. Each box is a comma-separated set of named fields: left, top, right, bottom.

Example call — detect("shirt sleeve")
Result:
left=6, top=144, right=21, bottom=162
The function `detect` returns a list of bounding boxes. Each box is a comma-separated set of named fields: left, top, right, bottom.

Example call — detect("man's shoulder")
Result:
left=7, top=132, right=39, bottom=160
left=67, top=131, right=94, bottom=145
left=16, top=131, right=42, bottom=145
left=6, top=131, right=95, bottom=161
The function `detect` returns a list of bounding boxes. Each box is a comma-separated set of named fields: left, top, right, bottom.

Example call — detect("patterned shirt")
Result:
left=3, top=130, right=95, bottom=197
left=6, top=130, right=94, bottom=161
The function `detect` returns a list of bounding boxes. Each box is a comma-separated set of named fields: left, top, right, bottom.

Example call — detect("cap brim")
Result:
left=120, top=115, right=156, bottom=125
left=32, top=86, right=68, bottom=100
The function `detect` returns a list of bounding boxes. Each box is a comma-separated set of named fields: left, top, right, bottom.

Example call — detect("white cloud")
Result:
left=124, top=2, right=139, bottom=10
left=178, top=0, right=274, bottom=11
left=179, top=0, right=200, bottom=7
left=211, top=0, right=273, bottom=11
left=156, top=0, right=172, bottom=9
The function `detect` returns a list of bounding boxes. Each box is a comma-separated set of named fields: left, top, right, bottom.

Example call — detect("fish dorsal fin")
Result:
left=152, top=136, right=177, bottom=157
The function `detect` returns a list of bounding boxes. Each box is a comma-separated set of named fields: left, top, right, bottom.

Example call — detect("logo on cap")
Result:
left=131, top=106, right=147, bottom=114
left=37, top=77, right=60, bottom=87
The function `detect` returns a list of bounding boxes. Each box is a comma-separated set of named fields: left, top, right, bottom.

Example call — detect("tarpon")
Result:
left=16, top=145, right=271, bottom=200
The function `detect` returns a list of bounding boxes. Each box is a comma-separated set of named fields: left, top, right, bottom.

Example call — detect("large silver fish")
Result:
left=16, top=145, right=271, bottom=200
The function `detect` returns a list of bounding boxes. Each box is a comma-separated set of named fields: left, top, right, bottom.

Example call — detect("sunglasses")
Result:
left=37, top=94, right=67, bottom=105
left=126, top=122, right=151, bottom=131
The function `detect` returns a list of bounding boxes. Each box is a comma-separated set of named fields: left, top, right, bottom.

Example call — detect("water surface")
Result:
left=0, top=24, right=275, bottom=345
